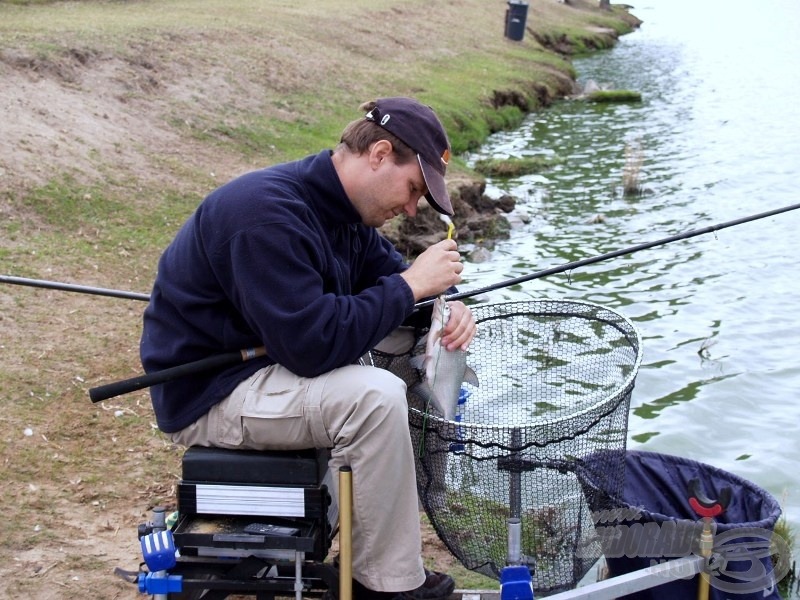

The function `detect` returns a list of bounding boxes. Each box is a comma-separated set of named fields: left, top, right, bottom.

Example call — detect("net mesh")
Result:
left=373, top=299, right=642, bottom=596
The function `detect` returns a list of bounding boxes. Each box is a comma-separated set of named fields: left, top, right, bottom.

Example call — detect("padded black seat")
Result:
left=182, top=446, right=329, bottom=486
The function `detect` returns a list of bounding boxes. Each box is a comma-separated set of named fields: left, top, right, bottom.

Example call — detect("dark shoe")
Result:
left=400, top=569, right=455, bottom=599
left=324, top=568, right=455, bottom=600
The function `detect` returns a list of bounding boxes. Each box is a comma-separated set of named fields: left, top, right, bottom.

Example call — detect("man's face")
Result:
left=358, top=153, right=428, bottom=227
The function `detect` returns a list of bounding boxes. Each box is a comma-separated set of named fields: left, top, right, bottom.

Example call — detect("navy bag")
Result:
left=581, top=450, right=785, bottom=599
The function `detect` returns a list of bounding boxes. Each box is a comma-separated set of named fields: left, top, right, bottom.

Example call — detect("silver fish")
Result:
left=410, top=297, right=479, bottom=421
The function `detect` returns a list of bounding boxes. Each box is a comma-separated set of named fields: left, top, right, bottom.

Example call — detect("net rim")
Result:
left=408, top=298, right=643, bottom=431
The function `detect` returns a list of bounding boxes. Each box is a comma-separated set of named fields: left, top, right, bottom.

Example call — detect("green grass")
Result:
left=774, top=513, right=797, bottom=597
left=1, top=0, right=631, bottom=292
left=7, top=177, right=197, bottom=277
left=170, top=46, right=575, bottom=162
left=0, top=0, right=610, bottom=165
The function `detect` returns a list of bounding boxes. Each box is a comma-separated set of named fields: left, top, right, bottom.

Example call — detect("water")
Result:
left=461, top=0, right=800, bottom=577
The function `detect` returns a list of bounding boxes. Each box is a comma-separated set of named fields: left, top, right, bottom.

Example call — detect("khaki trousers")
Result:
left=169, top=331, right=425, bottom=593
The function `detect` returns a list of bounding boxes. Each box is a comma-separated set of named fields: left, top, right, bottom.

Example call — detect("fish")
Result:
left=409, top=296, right=479, bottom=421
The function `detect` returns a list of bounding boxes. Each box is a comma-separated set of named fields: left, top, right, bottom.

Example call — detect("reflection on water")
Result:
left=460, top=0, right=800, bottom=571
left=464, top=301, right=641, bottom=426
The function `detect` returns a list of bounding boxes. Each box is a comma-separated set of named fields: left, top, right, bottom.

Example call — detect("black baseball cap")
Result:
left=364, top=97, right=453, bottom=216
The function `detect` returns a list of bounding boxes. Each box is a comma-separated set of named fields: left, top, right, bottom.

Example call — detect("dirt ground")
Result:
left=0, top=18, right=474, bottom=600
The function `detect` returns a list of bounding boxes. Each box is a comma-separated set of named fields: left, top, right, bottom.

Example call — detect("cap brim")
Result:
left=418, top=156, right=453, bottom=216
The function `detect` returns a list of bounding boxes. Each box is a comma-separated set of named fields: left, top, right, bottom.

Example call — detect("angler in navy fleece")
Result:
left=142, top=149, right=415, bottom=433
left=140, top=97, right=475, bottom=598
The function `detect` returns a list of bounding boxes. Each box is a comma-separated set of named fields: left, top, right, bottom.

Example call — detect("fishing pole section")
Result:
left=0, top=274, right=150, bottom=302
left=88, top=347, right=267, bottom=403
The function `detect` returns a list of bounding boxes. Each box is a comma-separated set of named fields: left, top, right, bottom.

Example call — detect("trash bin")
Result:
left=581, top=450, right=787, bottom=599
left=505, top=1, right=529, bottom=42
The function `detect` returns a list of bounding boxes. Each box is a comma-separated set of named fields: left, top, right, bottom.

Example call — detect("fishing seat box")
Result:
left=172, top=446, right=337, bottom=562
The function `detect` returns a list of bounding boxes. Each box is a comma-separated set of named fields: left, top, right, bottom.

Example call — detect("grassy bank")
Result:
left=0, top=0, right=640, bottom=301
left=0, top=0, right=637, bottom=158
left=0, top=0, right=641, bottom=268
left=0, top=1, right=640, bottom=597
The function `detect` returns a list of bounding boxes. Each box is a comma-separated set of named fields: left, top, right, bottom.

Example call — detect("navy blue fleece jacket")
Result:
left=140, top=150, right=418, bottom=433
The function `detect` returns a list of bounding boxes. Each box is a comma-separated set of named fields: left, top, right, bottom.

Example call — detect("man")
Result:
left=140, top=97, right=476, bottom=599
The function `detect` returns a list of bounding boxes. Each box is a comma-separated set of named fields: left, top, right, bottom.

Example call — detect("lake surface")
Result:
left=460, top=0, right=800, bottom=576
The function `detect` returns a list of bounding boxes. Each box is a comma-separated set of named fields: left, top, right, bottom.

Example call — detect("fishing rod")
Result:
left=422, top=200, right=800, bottom=308
left=9, top=202, right=800, bottom=309
left=0, top=275, right=150, bottom=302
left=8, top=202, right=800, bottom=402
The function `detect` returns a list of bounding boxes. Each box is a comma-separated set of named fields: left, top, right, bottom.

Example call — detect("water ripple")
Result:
left=463, top=0, right=800, bottom=564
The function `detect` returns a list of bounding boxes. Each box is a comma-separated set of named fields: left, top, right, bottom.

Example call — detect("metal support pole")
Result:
left=339, top=466, right=353, bottom=600
left=294, top=551, right=303, bottom=600
left=507, top=518, right=522, bottom=566
left=499, top=429, right=534, bottom=600
left=544, top=555, right=704, bottom=600
left=697, top=518, right=713, bottom=600
left=508, top=428, right=523, bottom=520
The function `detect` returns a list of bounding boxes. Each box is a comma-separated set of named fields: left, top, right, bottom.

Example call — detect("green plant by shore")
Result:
left=584, top=89, right=643, bottom=103
left=474, top=155, right=564, bottom=178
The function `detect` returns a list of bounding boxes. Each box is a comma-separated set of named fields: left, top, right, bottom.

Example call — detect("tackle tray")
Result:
left=172, top=513, right=322, bottom=554
left=177, top=479, right=331, bottom=519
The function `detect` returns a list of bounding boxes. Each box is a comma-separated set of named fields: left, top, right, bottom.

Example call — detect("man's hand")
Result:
left=400, top=239, right=463, bottom=301
left=441, top=301, right=476, bottom=351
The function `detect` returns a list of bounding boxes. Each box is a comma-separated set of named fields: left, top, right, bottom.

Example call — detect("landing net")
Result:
left=373, top=299, right=642, bottom=596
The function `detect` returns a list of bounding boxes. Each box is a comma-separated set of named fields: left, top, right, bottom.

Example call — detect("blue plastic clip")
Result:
left=449, top=388, right=470, bottom=452
left=137, top=572, right=183, bottom=594
left=500, top=565, right=534, bottom=600
left=140, top=529, right=177, bottom=572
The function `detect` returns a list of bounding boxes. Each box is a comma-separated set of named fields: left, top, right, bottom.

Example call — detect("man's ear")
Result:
left=368, top=139, right=394, bottom=169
